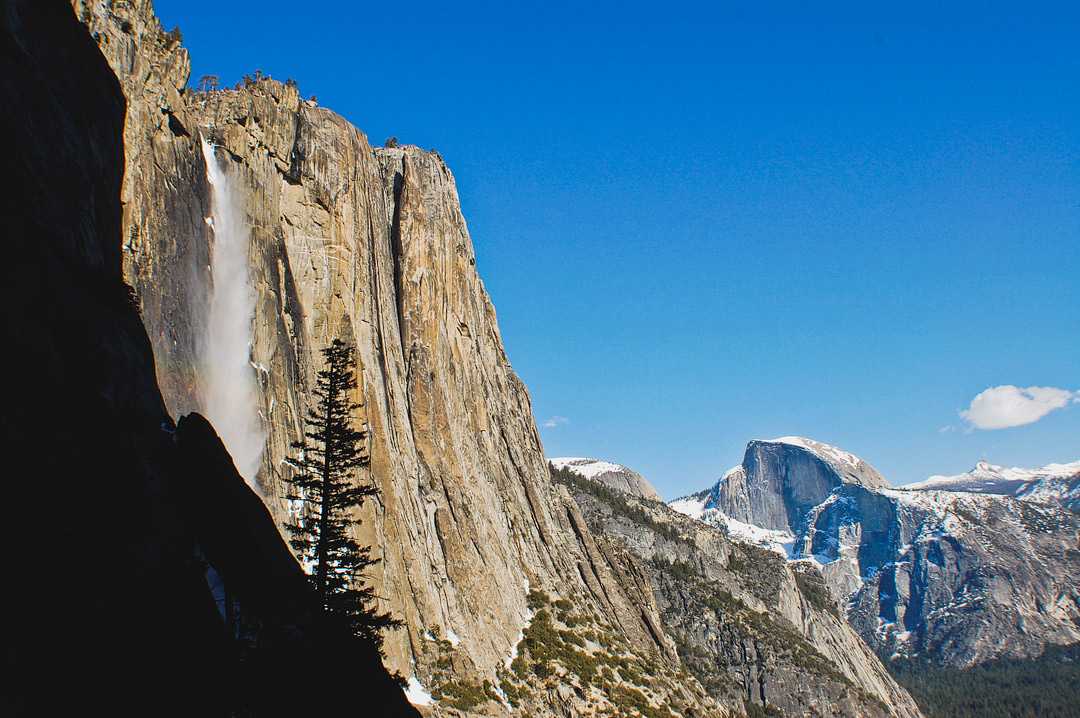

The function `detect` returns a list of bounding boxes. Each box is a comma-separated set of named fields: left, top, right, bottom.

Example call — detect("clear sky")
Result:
left=155, top=0, right=1079, bottom=499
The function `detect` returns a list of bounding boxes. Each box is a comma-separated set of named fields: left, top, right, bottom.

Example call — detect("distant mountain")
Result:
left=549, top=457, right=664, bottom=502
left=551, top=463, right=924, bottom=718
left=671, top=438, right=1080, bottom=668
left=904, top=460, right=1080, bottom=513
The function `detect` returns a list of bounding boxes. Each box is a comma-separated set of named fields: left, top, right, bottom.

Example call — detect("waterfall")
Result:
left=199, top=135, right=264, bottom=487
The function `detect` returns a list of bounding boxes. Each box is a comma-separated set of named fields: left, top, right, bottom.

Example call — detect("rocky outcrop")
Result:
left=676, top=438, right=1080, bottom=668
left=72, top=2, right=716, bottom=714
left=1, top=1, right=416, bottom=714
left=550, top=457, right=665, bottom=502
left=557, top=468, right=923, bottom=717
left=693, top=438, right=889, bottom=533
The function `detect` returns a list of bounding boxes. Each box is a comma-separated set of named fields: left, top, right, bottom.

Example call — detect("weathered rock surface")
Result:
left=1, top=1, right=416, bottom=714
left=73, top=2, right=719, bottom=714
left=550, top=457, right=665, bottom=502
left=555, top=467, right=923, bottom=717
left=676, top=438, right=1080, bottom=668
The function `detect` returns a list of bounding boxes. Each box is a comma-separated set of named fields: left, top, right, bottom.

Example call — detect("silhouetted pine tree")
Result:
left=282, top=338, right=399, bottom=648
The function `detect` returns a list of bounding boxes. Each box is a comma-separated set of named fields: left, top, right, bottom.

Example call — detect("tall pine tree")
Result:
left=282, top=338, right=398, bottom=648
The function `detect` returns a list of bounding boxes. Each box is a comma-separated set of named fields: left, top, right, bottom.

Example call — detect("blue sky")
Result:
left=156, top=0, right=1079, bottom=498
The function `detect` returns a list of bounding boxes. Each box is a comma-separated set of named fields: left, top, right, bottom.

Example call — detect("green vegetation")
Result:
left=550, top=464, right=693, bottom=545
left=791, top=563, right=840, bottom=619
left=671, top=580, right=849, bottom=687
left=501, top=590, right=689, bottom=716
left=164, top=25, right=182, bottom=48
left=733, top=543, right=789, bottom=604
left=726, top=553, right=748, bottom=572
left=520, top=609, right=601, bottom=686
left=611, top=685, right=676, bottom=718
left=430, top=679, right=496, bottom=711
left=886, top=643, right=1080, bottom=718
left=526, top=588, right=551, bottom=609
left=650, top=555, right=701, bottom=582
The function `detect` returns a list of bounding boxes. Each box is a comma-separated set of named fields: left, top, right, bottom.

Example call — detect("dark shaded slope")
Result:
left=0, top=1, right=416, bottom=714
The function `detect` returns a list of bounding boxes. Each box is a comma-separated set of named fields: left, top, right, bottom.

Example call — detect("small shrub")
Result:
left=432, top=680, right=489, bottom=711
left=526, top=589, right=550, bottom=610
left=164, top=25, right=182, bottom=48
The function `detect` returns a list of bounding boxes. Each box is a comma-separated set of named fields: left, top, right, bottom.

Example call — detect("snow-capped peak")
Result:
left=765, top=436, right=863, bottom=471
left=548, top=457, right=663, bottom=502
left=906, top=459, right=1080, bottom=494
left=550, top=457, right=626, bottom=479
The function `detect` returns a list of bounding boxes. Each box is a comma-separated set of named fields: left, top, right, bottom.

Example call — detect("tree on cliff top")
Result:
left=282, top=339, right=399, bottom=648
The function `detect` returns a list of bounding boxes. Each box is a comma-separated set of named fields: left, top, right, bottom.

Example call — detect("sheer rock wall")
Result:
left=72, top=0, right=681, bottom=703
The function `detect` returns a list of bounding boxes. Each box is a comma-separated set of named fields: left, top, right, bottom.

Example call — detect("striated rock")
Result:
left=73, top=2, right=718, bottom=714
left=550, top=457, right=665, bottom=502
left=556, top=466, right=923, bottom=717
left=677, top=438, right=1080, bottom=668
left=1, top=1, right=416, bottom=714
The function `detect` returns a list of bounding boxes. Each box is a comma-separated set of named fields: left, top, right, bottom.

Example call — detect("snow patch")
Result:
left=670, top=496, right=707, bottom=519
left=404, top=677, right=432, bottom=706
left=714, top=513, right=796, bottom=558
left=906, top=459, right=1080, bottom=495
left=768, top=436, right=862, bottom=470
left=549, top=457, right=628, bottom=479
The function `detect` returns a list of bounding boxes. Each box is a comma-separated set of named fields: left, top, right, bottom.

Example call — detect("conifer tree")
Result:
left=282, top=339, right=398, bottom=647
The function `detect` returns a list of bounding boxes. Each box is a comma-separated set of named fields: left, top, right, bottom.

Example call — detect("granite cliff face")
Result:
left=1, top=1, right=416, bottom=714
left=675, top=439, right=1080, bottom=668
left=73, top=2, right=721, bottom=714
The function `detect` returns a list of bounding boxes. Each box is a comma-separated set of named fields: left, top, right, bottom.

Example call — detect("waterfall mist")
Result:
left=199, top=136, right=265, bottom=487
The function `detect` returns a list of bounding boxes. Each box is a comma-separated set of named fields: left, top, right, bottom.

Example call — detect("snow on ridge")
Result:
left=905, top=459, right=1080, bottom=493
left=670, top=465, right=741, bottom=517
left=670, top=496, right=707, bottom=520
left=722, top=515, right=797, bottom=558
left=721, top=464, right=743, bottom=481
left=549, top=457, right=629, bottom=479
left=766, top=436, right=862, bottom=470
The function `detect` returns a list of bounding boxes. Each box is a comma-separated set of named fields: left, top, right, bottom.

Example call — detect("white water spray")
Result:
left=199, top=136, right=264, bottom=486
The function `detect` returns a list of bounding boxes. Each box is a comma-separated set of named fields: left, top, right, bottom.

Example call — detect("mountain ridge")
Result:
left=549, top=457, right=665, bottom=502
left=671, top=437, right=1080, bottom=668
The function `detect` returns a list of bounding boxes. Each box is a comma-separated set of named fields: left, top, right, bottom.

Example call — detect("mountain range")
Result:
left=670, top=438, right=1080, bottom=668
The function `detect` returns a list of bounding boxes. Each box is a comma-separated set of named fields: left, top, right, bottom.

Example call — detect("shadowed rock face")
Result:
left=1, top=1, right=416, bottom=714
left=679, top=438, right=1080, bottom=669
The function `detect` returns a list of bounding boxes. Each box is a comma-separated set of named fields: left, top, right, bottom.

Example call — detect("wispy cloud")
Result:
left=959, top=385, right=1078, bottom=431
left=542, top=416, right=570, bottom=428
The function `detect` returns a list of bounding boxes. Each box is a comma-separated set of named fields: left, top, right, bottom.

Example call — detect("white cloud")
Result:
left=542, top=416, right=570, bottom=428
left=959, top=385, right=1078, bottom=431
